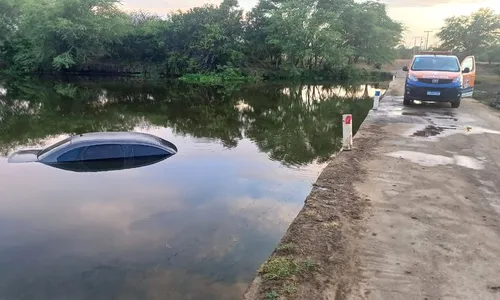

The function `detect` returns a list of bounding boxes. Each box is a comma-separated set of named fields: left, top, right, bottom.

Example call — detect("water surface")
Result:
left=0, top=76, right=386, bottom=299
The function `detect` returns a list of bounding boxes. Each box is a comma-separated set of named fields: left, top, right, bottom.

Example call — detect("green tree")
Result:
left=340, top=1, right=403, bottom=66
left=483, top=44, right=500, bottom=63
left=395, top=45, right=414, bottom=59
left=106, top=11, right=170, bottom=73
left=245, top=0, right=348, bottom=71
left=164, top=0, right=245, bottom=75
left=1, top=0, right=128, bottom=72
left=437, top=8, right=500, bottom=55
left=245, top=0, right=401, bottom=71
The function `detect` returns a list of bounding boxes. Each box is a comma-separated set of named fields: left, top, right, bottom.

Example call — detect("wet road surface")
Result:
left=351, top=75, right=500, bottom=300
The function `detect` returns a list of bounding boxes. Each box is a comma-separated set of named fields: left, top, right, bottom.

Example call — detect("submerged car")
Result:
left=402, top=51, right=476, bottom=108
left=8, top=132, right=178, bottom=172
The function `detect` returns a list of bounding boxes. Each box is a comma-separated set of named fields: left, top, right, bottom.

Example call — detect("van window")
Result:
left=82, top=144, right=124, bottom=161
left=57, top=147, right=84, bottom=162
left=462, top=57, right=474, bottom=71
left=412, top=56, right=460, bottom=72
left=133, top=145, right=167, bottom=157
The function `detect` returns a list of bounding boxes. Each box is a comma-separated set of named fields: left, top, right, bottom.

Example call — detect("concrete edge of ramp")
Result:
left=241, top=78, right=401, bottom=300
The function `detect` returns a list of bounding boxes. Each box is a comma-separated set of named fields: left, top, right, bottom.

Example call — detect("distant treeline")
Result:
left=0, top=0, right=402, bottom=79
left=395, top=8, right=500, bottom=63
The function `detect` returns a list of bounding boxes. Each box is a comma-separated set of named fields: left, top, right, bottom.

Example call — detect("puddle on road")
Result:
left=386, top=151, right=485, bottom=170
left=412, top=125, right=458, bottom=137
left=435, top=116, right=458, bottom=121
left=407, top=124, right=500, bottom=139
left=402, top=111, right=427, bottom=117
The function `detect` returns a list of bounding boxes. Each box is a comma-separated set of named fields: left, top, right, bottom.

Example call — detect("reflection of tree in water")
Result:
left=96, top=82, right=244, bottom=148
left=0, top=76, right=378, bottom=164
left=240, top=83, right=372, bottom=166
left=0, top=77, right=142, bottom=155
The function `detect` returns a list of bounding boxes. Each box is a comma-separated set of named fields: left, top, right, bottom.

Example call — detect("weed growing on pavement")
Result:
left=266, top=290, right=279, bottom=300
left=260, top=257, right=301, bottom=280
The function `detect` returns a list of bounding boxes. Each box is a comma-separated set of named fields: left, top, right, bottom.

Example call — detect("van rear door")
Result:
left=461, top=56, right=476, bottom=98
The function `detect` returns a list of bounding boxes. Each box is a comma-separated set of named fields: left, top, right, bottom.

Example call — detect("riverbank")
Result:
left=243, top=73, right=500, bottom=299
left=0, top=66, right=394, bottom=85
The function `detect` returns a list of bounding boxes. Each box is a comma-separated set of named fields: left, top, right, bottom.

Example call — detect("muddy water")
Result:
left=0, top=76, right=387, bottom=300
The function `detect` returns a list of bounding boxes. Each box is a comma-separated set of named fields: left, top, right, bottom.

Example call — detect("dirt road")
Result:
left=351, top=74, right=500, bottom=300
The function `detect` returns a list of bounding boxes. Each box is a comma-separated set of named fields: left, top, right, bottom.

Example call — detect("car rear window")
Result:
left=412, top=56, right=460, bottom=72
left=38, top=137, right=71, bottom=157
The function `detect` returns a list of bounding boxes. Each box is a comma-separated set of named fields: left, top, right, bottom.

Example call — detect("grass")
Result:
left=323, top=221, right=339, bottom=229
left=179, top=67, right=262, bottom=85
left=259, top=255, right=319, bottom=280
left=260, top=257, right=302, bottom=280
left=276, top=243, right=294, bottom=253
left=259, top=256, right=317, bottom=299
left=303, top=258, right=317, bottom=271
left=282, top=283, right=298, bottom=294
left=266, top=291, right=279, bottom=300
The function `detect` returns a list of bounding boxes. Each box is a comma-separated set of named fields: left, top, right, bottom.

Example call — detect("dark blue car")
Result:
left=8, top=132, right=178, bottom=172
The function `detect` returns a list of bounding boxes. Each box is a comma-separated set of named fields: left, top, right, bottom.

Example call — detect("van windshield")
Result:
left=411, top=56, right=460, bottom=72
left=38, top=137, right=71, bottom=158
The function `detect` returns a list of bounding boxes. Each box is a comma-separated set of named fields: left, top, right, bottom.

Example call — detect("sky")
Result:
left=120, top=0, right=500, bottom=46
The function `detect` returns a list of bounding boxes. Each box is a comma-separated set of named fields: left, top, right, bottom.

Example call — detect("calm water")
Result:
left=0, top=76, right=387, bottom=300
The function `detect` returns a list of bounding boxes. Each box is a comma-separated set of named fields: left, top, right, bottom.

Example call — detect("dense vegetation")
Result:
left=0, top=0, right=402, bottom=79
left=0, top=75, right=382, bottom=164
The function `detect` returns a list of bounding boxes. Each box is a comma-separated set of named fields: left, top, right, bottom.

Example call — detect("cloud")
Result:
left=120, top=0, right=218, bottom=14
left=120, top=0, right=491, bottom=12
left=120, top=0, right=261, bottom=13
left=382, top=0, right=483, bottom=7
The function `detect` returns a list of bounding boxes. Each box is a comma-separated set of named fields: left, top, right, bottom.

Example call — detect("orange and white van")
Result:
left=402, top=51, right=476, bottom=108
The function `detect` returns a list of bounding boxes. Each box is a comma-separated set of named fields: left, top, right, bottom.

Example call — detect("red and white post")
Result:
left=342, top=114, right=353, bottom=151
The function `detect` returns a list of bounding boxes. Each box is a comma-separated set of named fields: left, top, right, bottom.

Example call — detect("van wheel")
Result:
left=403, top=96, right=411, bottom=106
left=451, top=99, right=461, bottom=108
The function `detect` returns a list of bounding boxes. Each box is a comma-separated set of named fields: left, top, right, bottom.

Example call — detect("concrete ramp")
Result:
left=352, top=76, right=500, bottom=300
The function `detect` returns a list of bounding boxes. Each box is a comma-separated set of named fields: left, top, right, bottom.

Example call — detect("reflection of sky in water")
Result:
left=0, top=128, right=325, bottom=300
left=282, top=84, right=388, bottom=102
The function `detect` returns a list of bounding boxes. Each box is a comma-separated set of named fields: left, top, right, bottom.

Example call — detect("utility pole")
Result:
left=424, top=31, right=433, bottom=50
left=413, top=37, right=424, bottom=54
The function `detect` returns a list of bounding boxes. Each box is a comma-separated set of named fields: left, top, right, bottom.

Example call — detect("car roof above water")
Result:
left=70, top=132, right=176, bottom=152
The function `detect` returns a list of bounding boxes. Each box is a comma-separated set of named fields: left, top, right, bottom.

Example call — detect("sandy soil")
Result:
left=243, top=73, right=500, bottom=300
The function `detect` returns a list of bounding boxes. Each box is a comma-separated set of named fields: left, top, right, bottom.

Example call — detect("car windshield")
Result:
left=38, top=137, right=71, bottom=158
left=411, top=56, right=460, bottom=72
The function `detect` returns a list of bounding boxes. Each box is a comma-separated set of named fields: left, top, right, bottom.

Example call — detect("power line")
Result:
left=424, top=31, right=433, bottom=50
left=413, top=36, right=424, bottom=54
